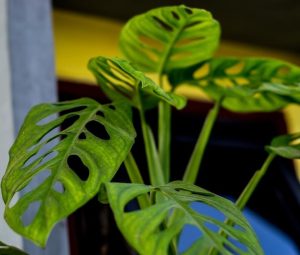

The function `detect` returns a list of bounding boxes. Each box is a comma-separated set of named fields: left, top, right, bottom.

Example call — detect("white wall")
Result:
left=0, top=0, right=23, bottom=248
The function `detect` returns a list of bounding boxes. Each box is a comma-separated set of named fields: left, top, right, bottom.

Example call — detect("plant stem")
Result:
left=124, top=152, right=151, bottom=209
left=158, top=75, right=171, bottom=182
left=208, top=153, right=276, bottom=255
left=183, top=100, right=221, bottom=184
left=139, top=108, right=165, bottom=186
left=235, top=153, right=276, bottom=210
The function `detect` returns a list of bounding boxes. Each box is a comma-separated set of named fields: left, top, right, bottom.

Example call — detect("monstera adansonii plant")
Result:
left=1, top=5, right=300, bottom=255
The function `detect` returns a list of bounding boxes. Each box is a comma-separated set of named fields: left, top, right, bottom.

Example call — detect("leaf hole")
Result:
left=175, top=37, right=205, bottom=47
left=85, top=120, right=110, bottom=140
left=124, top=197, right=140, bottom=212
left=108, top=105, right=116, bottom=110
left=214, top=78, right=235, bottom=88
left=290, top=137, right=300, bottom=146
left=171, top=11, right=180, bottom=20
left=139, top=35, right=163, bottom=50
left=226, top=236, right=248, bottom=254
left=191, top=202, right=225, bottom=222
left=36, top=113, right=57, bottom=126
left=96, top=111, right=105, bottom=118
left=193, top=63, right=210, bottom=79
left=183, top=21, right=203, bottom=30
left=22, top=147, right=54, bottom=169
left=53, top=181, right=64, bottom=193
left=60, top=106, right=87, bottom=116
left=170, top=52, right=192, bottom=61
left=34, top=126, right=61, bottom=148
left=152, top=16, right=173, bottom=32
left=78, top=132, right=86, bottom=140
left=19, top=170, right=51, bottom=197
left=67, top=155, right=89, bottom=181
left=178, top=224, right=203, bottom=253
left=184, top=7, right=193, bottom=15
left=32, top=151, right=58, bottom=170
left=204, top=221, right=220, bottom=232
left=22, top=201, right=41, bottom=227
left=9, top=192, right=20, bottom=208
left=226, top=61, right=245, bottom=75
left=276, top=66, right=291, bottom=77
left=61, top=114, right=80, bottom=131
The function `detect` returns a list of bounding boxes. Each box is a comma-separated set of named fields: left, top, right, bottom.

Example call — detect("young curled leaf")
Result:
left=169, top=57, right=300, bottom=112
left=88, top=56, right=186, bottom=110
left=266, top=133, right=300, bottom=159
left=106, top=181, right=263, bottom=255
left=1, top=98, right=135, bottom=247
left=120, top=5, right=220, bottom=74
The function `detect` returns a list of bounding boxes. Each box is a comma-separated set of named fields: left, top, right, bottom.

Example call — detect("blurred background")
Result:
left=0, top=0, right=300, bottom=254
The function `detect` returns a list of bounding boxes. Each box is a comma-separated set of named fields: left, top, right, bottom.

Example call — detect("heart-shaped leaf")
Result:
left=119, top=5, right=220, bottom=74
left=0, top=241, right=27, bottom=255
left=266, top=133, right=300, bottom=159
left=88, top=57, right=186, bottom=110
left=169, top=57, right=300, bottom=112
left=1, top=98, right=136, bottom=246
left=106, top=181, right=263, bottom=255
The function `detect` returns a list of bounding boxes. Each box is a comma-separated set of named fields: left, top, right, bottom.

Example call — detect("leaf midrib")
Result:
left=157, top=11, right=195, bottom=76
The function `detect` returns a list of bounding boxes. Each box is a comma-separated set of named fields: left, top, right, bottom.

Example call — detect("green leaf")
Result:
left=266, top=133, right=300, bottom=159
left=181, top=237, right=211, bottom=255
left=169, top=57, right=300, bottom=112
left=0, top=241, right=27, bottom=255
left=88, top=56, right=186, bottom=110
left=106, top=181, right=263, bottom=255
left=1, top=98, right=136, bottom=247
left=119, top=5, right=220, bottom=74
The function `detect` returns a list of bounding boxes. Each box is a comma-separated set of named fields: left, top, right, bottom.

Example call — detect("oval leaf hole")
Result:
left=67, top=155, right=89, bottom=181
left=20, top=170, right=51, bottom=197
left=171, top=11, right=180, bottom=20
left=53, top=181, right=64, bottom=193
left=184, top=7, right=193, bottom=14
left=85, top=121, right=110, bottom=140
left=78, top=132, right=86, bottom=140
left=152, top=16, right=173, bottom=32
left=60, top=106, right=87, bottom=116
left=36, top=113, right=57, bottom=126
left=22, top=201, right=41, bottom=227
left=96, top=110, right=105, bottom=118
left=9, top=192, right=19, bottom=208
left=61, top=115, right=80, bottom=130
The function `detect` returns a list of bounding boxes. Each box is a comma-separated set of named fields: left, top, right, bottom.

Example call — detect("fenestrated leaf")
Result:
left=169, top=57, right=300, bottom=112
left=266, top=133, right=300, bottom=159
left=0, top=241, right=27, bottom=255
left=88, top=56, right=186, bottom=110
left=1, top=98, right=136, bottom=247
left=106, top=181, right=263, bottom=255
left=119, top=5, right=220, bottom=74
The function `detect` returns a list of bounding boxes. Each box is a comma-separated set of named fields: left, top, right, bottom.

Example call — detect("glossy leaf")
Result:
left=1, top=98, right=136, bottom=246
left=266, top=133, right=300, bottom=159
left=170, top=57, right=300, bottom=112
left=119, top=5, right=220, bottom=74
left=106, top=181, right=263, bottom=255
left=0, top=241, right=27, bottom=255
left=88, top=56, right=186, bottom=110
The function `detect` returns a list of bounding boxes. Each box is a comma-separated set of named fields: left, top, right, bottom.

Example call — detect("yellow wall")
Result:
left=52, top=10, right=300, bottom=178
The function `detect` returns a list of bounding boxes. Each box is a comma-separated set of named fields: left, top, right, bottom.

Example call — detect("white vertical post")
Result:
left=5, top=0, right=70, bottom=254
left=0, top=0, right=23, bottom=249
